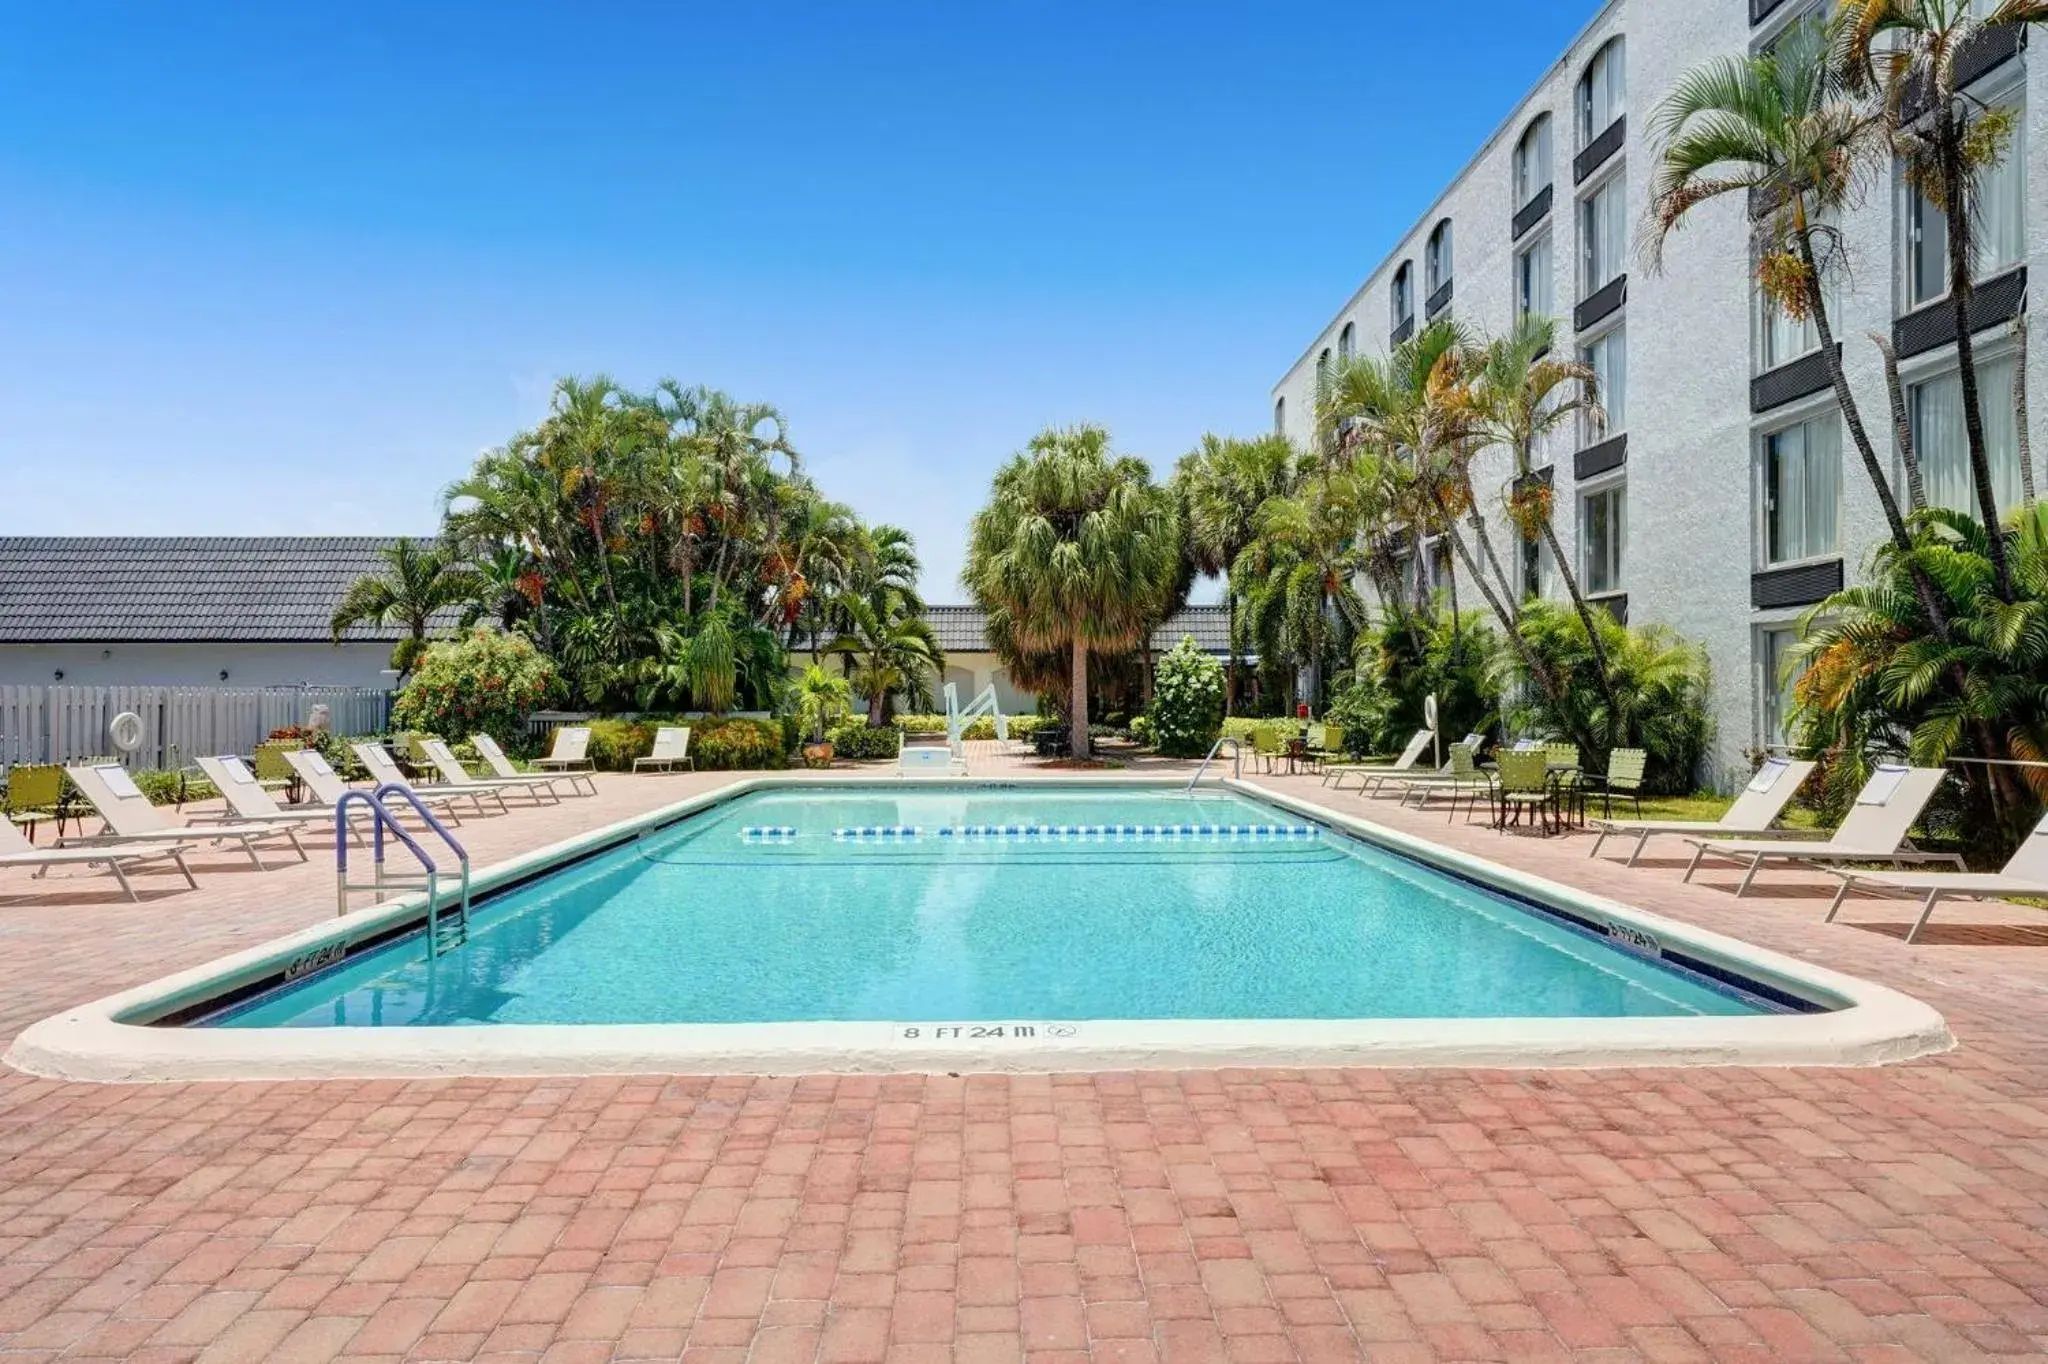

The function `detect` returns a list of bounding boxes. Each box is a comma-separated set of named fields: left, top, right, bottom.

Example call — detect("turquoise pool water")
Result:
left=209, top=786, right=1777, bottom=1028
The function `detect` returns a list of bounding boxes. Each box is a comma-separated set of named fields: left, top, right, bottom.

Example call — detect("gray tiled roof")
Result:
left=922, top=604, right=1232, bottom=655
left=0, top=536, right=442, bottom=643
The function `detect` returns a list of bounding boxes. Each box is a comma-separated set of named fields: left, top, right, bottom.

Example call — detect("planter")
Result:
left=802, top=742, right=836, bottom=769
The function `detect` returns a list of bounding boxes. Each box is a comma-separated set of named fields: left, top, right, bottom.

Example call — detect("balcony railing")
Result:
left=1390, top=315, right=1415, bottom=347
left=1573, top=116, right=1624, bottom=185
left=1511, top=184, right=1552, bottom=241
left=1574, top=432, right=1627, bottom=481
left=1425, top=279, right=1454, bottom=319
left=1575, top=274, right=1627, bottom=332
left=1752, top=559, right=1843, bottom=610
left=1750, top=345, right=1839, bottom=413
left=1902, top=26, right=2023, bottom=121
left=1751, top=0, right=1791, bottom=25
left=1893, top=266, right=2027, bottom=359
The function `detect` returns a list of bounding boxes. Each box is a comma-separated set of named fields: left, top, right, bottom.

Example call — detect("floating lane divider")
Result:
left=833, top=826, right=923, bottom=841
left=930, top=823, right=1321, bottom=841
left=739, top=826, right=800, bottom=842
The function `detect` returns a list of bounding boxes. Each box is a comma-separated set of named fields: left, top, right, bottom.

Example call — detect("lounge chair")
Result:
left=417, top=739, right=561, bottom=805
left=1680, top=764, right=1964, bottom=896
left=281, top=748, right=468, bottom=829
left=531, top=726, right=596, bottom=780
left=351, top=743, right=507, bottom=817
left=472, top=733, right=595, bottom=797
left=0, top=817, right=197, bottom=902
left=633, top=727, right=694, bottom=772
left=1375, top=735, right=1487, bottom=799
left=1386, top=743, right=1491, bottom=818
left=59, top=763, right=307, bottom=867
left=1822, top=810, right=2048, bottom=943
left=1587, top=757, right=1817, bottom=866
left=192, top=755, right=343, bottom=829
left=1322, top=729, right=1430, bottom=791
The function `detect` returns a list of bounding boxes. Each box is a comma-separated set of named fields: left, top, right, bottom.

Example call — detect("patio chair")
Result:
left=192, top=755, right=354, bottom=838
left=417, top=739, right=561, bottom=805
left=633, top=727, right=694, bottom=772
left=1543, top=743, right=1586, bottom=826
left=1822, top=809, right=2048, bottom=943
left=1248, top=726, right=1283, bottom=774
left=1391, top=743, right=1490, bottom=819
left=1489, top=750, right=1558, bottom=834
left=0, top=817, right=197, bottom=902
left=472, top=733, right=595, bottom=797
left=1374, top=735, right=1485, bottom=798
left=59, top=763, right=307, bottom=867
left=351, top=743, right=507, bottom=817
left=1323, top=729, right=1430, bottom=790
left=251, top=740, right=303, bottom=795
left=1587, top=757, right=1817, bottom=866
left=532, top=726, right=596, bottom=778
left=1582, top=747, right=1647, bottom=820
left=1679, top=764, right=1963, bottom=896
left=5, top=763, right=66, bottom=842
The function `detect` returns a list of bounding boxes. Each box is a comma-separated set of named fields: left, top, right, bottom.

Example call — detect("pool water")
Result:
left=211, top=786, right=1774, bottom=1028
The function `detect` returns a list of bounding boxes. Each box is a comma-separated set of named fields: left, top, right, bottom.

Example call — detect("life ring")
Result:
left=109, top=711, right=145, bottom=753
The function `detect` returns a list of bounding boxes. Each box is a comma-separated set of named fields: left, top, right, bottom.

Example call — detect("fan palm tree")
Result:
left=329, top=539, right=481, bottom=677
left=964, top=425, right=1182, bottom=759
left=1834, top=0, right=2046, bottom=597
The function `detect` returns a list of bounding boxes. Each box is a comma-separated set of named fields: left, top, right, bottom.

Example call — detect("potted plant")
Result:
left=793, top=665, right=853, bottom=768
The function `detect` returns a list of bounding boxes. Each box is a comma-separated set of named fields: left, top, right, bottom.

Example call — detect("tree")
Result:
left=330, top=539, right=480, bottom=677
left=1173, top=434, right=1302, bottom=711
left=1836, top=0, right=2044, bottom=596
left=964, top=425, right=1182, bottom=759
left=793, top=664, right=853, bottom=745
left=823, top=531, right=945, bottom=726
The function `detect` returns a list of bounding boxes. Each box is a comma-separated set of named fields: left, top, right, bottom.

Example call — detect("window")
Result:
left=1516, top=233, right=1554, bottom=321
left=1579, top=37, right=1625, bottom=145
left=1760, top=627, right=1801, bottom=747
left=1580, top=483, right=1626, bottom=596
left=1759, top=414, right=1841, bottom=565
left=1581, top=325, right=1626, bottom=438
left=1274, top=396, right=1285, bottom=435
left=1424, top=536, right=1454, bottom=595
left=1514, top=115, right=1553, bottom=206
left=1316, top=348, right=1331, bottom=393
left=1391, top=262, right=1414, bottom=326
left=1520, top=534, right=1546, bottom=600
left=1757, top=268, right=1841, bottom=370
left=1902, top=94, right=2025, bottom=306
left=1338, top=321, right=1355, bottom=362
left=1908, top=355, right=2024, bottom=514
left=1580, top=173, right=1627, bottom=297
left=1426, top=220, right=1454, bottom=295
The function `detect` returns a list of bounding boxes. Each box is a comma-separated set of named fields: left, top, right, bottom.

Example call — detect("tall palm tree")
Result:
left=1648, top=15, right=1916, bottom=556
left=1835, top=0, right=2044, bottom=597
left=329, top=539, right=481, bottom=676
left=1172, top=433, right=1302, bottom=711
left=964, top=425, right=1182, bottom=759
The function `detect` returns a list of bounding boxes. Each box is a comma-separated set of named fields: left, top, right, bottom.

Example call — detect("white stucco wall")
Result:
left=0, top=642, right=401, bottom=689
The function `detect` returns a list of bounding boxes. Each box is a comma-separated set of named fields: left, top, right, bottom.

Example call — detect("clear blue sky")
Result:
left=1, top=1, right=1595, bottom=599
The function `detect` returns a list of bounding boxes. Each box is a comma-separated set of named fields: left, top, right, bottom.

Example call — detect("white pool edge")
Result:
left=6, top=773, right=1954, bottom=1081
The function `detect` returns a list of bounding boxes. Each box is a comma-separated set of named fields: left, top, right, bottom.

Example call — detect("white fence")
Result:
left=0, top=685, right=389, bottom=770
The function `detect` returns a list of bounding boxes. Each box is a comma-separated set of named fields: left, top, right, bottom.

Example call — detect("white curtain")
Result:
left=1977, top=112, right=2025, bottom=276
left=1768, top=417, right=1839, bottom=563
left=1913, top=358, right=2022, bottom=516
left=1519, top=236, right=1553, bottom=319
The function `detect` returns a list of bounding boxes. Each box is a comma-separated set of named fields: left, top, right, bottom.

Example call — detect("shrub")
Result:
left=585, top=718, right=656, bottom=771
left=1145, top=637, right=1226, bottom=757
left=1221, top=716, right=1305, bottom=742
left=1128, top=714, right=1154, bottom=746
left=1359, top=608, right=1501, bottom=753
left=691, top=717, right=787, bottom=770
left=1321, top=679, right=1397, bottom=757
left=133, top=768, right=218, bottom=806
left=889, top=713, right=1047, bottom=741
left=827, top=722, right=903, bottom=760
left=390, top=628, right=561, bottom=748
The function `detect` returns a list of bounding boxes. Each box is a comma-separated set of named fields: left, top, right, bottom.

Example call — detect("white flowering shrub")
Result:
left=1145, top=636, right=1225, bottom=757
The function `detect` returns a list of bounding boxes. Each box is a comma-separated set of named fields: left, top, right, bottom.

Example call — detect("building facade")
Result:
left=1271, top=0, right=2044, bottom=786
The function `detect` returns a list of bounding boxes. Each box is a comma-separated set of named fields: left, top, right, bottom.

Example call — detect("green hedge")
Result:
left=891, top=713, right=1048, bottom=741
left=827, top=722, right=903, bottom=760
left=580, top=716, right=788, bottom=771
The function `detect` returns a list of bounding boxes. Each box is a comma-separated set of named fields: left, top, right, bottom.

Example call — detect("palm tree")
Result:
left=330, top=539, right=481, bottom=677
left=1835, top=0, right=2044, bottom=596
left=824, top=581, right=945, bottom=726
left=1173, top=433, right=1302, bottom=711
left=964, top=425, right=1182, bottom=759
left=1648, top=16, right=1917, bottom=557
left=793, top=664, right=853, bottom=745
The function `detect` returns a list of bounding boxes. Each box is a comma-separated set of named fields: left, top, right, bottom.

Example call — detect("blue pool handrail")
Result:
left=333, top=784, right=472, bottom=957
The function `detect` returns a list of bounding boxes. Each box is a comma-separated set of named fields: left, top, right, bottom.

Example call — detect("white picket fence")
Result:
left=0, top=685, right=389, bottom=770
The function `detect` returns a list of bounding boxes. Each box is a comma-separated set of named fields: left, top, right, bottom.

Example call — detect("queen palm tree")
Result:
left=1834, top=0, right=2046, bottom=597
left=1172, top=433, right=1302, bottom=711
left=329, top=539, right=481, bottom=677
left=964, top=425, right=1182, bottom=759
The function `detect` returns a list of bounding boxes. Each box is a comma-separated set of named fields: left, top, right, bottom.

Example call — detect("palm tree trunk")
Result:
left=1534, top=517, right=1623, bottom=723
left=1461, top=480, right=1519, bottom=619
left=1440, top=520, right=1587, bottom=750
left=2016, top=315, right=2037, bottom=505
left=1799, top=236, right=1918, bottom=552
left=1069, top=636, right=1092, bottom=760
left=1870, top=332, right=1928, bottom=511
left=1938, top=112, right=2014, bottom=597
left=1224, top=593, right=1240, bottom=716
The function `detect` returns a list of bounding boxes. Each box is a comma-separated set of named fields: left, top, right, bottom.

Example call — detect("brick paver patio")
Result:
left=2, top=758, right=2046, bottom=1361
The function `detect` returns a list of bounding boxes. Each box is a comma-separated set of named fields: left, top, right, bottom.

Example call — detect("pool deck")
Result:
left=1, top=755, right=2045, bottom=1360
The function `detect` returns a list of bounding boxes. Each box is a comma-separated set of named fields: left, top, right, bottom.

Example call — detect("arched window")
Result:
left=1338, top=322, right=1355, bottom=362
left=1391, top=261, right=1414, bottom=327
left=1513, top=114, right=1552, bottom=207
left=1274, top=396, right=1286, bottom=434
left=1316, top=347, right=1332, bottom=392
left=1425, top=219, right=1453, bottom=296
left=1578, top=37, right=1625, bottom=146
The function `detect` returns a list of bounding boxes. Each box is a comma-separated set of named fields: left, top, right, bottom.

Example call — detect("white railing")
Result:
left=0, top=684, right=388, bottom=769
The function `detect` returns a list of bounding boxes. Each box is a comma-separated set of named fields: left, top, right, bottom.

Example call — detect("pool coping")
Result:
left=5, top=773, right=1954, bottom=1081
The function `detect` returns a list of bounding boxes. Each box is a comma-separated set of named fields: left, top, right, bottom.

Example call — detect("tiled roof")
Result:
left=921, top=604, right=1232, bottom=655
left=0, top=536, right=443, bottom=643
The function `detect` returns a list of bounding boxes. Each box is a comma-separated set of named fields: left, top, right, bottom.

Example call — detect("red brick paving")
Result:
left=1, top=760, right=2046, bottom=1360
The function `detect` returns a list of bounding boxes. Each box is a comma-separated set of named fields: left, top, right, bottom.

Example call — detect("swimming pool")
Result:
left=7, top=778, right=1953, bottom=1078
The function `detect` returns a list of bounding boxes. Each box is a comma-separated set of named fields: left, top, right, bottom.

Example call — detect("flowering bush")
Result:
left=1145, top=637, right=1225, bottom=757
left=389, top=628, right=561, bottom=748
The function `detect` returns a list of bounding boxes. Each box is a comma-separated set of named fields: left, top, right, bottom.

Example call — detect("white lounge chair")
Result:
left=59, top=763, right=307, bottom=867
left=1375, top=735, right=1488, bottom=801
left=193, top=755, right=347, bottom=834
left=1680, top=764, right=1964, bottom=896
left=633, top=727, right=693, bottom=772
left=531, top=726, right=596, bottom=779
left=1322, top=729, right=1431, bottom=790
left=473, top=733, right=595, bottom=797
left=0, top=817, right=197, bottom=902
left=1823, top=809, right=2048, bottom=943
left=350, top=743, right=506, bottom=818
left=1587, top=757, right=1818, bottom=866
left=417, top=739, right=560, bottom=805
